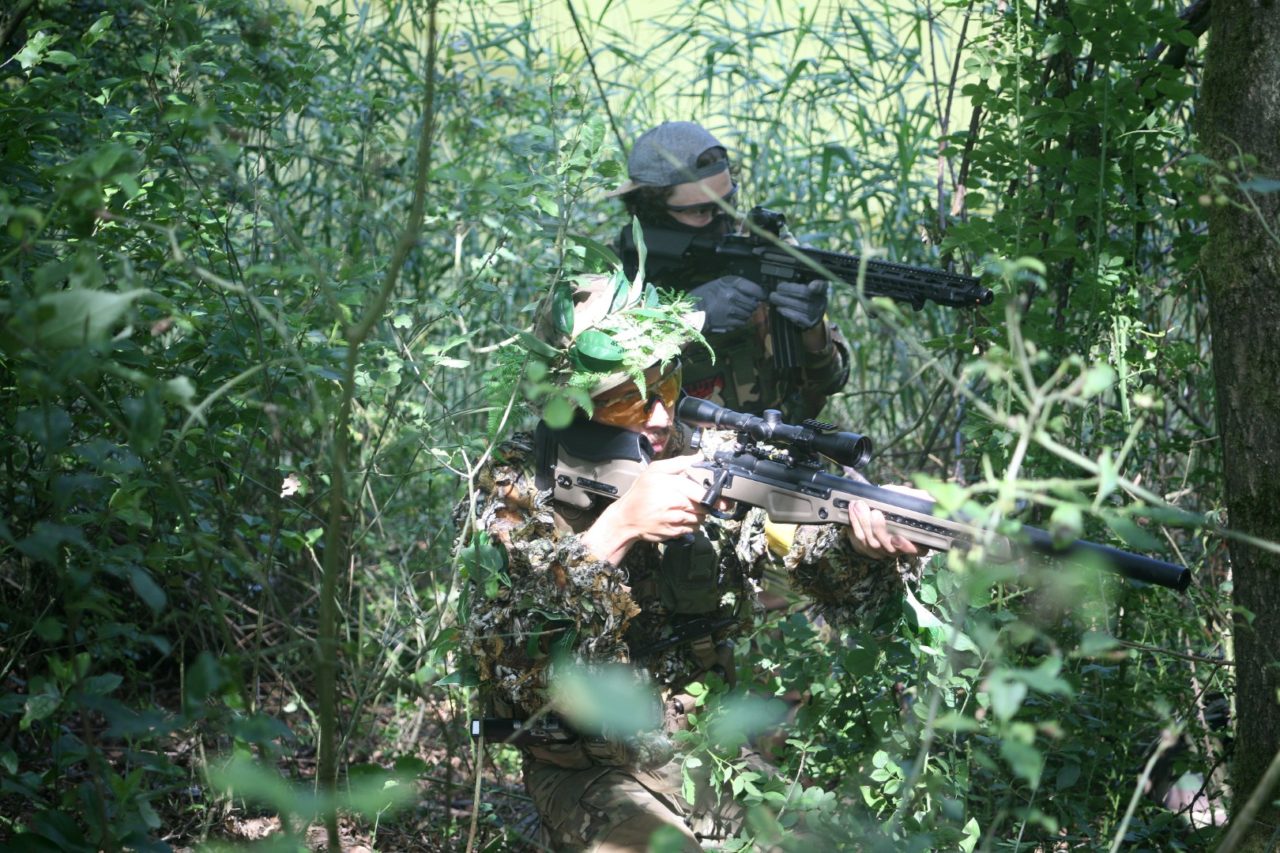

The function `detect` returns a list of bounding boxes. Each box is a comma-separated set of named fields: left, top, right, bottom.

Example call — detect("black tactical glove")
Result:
left=688, top=275, right=767, bottom=333
left=769, top=279, right=829, bottom=330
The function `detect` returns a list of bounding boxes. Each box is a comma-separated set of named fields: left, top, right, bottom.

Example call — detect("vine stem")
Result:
left=1109, top=727, right=1179, bottom=853
left=317, top=3, right=440, bottom=850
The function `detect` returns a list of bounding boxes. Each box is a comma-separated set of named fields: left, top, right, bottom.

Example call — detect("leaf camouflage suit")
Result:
left=455, top=425, right=919, bottom=850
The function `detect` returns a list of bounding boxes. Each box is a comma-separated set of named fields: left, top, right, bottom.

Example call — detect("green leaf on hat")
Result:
left=630, top=216, right=648, bottom=287
left=569, top=329, right=625, bottom=371
left=515, top=330, right=560, bottom=360
left=566, top=233, right=623, bottom=270
left=607, top=270, right=630, bottom=314
left=552, top=283, right=575, bottom=337
left=643, top=284, right=659, bottom=307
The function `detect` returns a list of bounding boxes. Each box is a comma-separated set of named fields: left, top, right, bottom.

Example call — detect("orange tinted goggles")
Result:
left=592, top=365, right=683, bottom=428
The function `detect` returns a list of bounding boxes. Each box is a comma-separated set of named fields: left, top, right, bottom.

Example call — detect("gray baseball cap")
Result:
left=605, top=121, right=728, bottom=197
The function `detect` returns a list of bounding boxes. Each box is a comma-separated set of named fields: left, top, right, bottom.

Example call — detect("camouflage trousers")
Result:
left=523, top=752, right=747, bottom=851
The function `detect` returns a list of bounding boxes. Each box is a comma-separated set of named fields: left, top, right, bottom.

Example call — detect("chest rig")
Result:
left=534, top=418, right=724, bottom=619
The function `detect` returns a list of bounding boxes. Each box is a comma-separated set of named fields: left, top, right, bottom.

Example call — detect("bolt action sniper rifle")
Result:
left=618, top=206, right=995, bottom=373
left=533, top=397, right=1191, bottom=592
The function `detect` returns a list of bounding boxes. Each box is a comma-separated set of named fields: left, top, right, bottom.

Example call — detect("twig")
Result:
left=1110, top=726, right=1180, bottom=853
left=565, top=0, right=625, bottom=155
left=1113, top=639, right=1234, bottom=667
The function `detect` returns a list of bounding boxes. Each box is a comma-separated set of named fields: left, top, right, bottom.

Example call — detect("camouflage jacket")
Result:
left=455, top=426, right=915, bottom=755
left=681, top=309, right=850, bottom=421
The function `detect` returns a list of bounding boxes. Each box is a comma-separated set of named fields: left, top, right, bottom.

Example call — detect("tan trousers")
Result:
left=524, top=755, right=747, bottom=852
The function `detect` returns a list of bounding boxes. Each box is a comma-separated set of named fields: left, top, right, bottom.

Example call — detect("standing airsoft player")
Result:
left=609, top=121, right=850, bottom=421
left=458, top=276, right=923, bottom=850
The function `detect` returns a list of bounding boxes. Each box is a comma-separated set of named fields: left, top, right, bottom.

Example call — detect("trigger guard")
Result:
left=706, top=501, right=748, bottom=521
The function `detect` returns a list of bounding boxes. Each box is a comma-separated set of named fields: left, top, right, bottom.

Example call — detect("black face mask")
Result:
left=656, top=212, right=734, bottom=238
left=619, top=214, right=735, bottom=287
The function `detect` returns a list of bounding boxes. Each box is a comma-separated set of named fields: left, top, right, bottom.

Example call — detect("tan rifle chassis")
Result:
left=532, top=402, right=1191, bottom=592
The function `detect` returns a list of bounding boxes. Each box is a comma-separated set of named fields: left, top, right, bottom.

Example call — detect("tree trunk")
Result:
left=1199, top=0, right=1280, bottom=841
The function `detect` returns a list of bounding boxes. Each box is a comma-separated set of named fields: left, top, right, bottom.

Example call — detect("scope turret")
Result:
left=677, top=397, right=872, bottom=469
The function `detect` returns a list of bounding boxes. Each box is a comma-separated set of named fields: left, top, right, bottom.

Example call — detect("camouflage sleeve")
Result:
left=783, top=521, right=920, bottom=628
left=457, top=434, right=641, bottom=715
left=800, top=319, right=851, bottom=400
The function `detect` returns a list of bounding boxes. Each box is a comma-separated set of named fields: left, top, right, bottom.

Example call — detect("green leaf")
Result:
left=344, top=769, right=416, bottom=818
left=15, top=31, right=55, bottom=70
left=569, top=329, right=624, bottom=371
left=1080, top=364, right=1115, bottom=398
left=1056, top=763, right=1081, bottom=790
left=630, top=216, right=648, bottom=284
left=16, top=289, right=150, bottom=350
left=514, top=330, right=559, bottom=360
left=21, top=688, right=62, bottom=730
left=207, top=754, right=322, bottom=819
left=82, top=15, right=114, bottom=48
left=607, top=270, right=630, bottom=314
left=1241, top=177, right=1280, bottom=194
left=185, top=652, right=228, bottom=709
left=1103, top=515, right=1162, bottom=551
left=44, top=50, right=79, bottom=68
left=1078, top=631, right=1119, bottom=656
left=552, top=283, right=575, bottom=337
left=458, top=531, right=507, bottom=596
left=127, top=565, right=166, bottom=612
left=137, top=799, right=161, bottom=830
left=158, top=376, right=195, bottom=408
left=1018, top=659, right=1072, bottom=695
left=34, top=617, right=64, bottom=643
left=1048, top=504, right=1083, bottom=548
left=987, top=672, right=1027, bottom=721
left=841, top=644, right=877, bottom=677
left=566, top=234, right=622, bottom=271
left=543, top=395, right=575, bottom=429
left=1097, top=451, right=1119, bottom=501
left=15, top=522, right=86, bottom=565
left=81, top=673, right=123, bottom=696
left=434, top=669, right=479, bottom=687
left=1000, top=738, right=1044, bottom=786
left=14, top=407, right=72, bottom=452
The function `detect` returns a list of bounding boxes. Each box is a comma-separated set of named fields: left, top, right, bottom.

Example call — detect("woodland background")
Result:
left=1, top=0, right=1278, bottom=850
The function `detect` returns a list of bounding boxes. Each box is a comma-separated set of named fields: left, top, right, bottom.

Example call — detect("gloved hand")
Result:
left=769, top=279, right=828, bottom=329
left=687, top=275, right=767, bottom=333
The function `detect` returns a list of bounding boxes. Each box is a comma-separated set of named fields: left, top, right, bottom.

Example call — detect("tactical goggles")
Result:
left=592, top=363, right=683, bottom=428
left=665, top=184, right=737, bottom=218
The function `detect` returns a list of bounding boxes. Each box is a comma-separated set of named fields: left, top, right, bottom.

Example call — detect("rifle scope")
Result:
left=678, top=396, right=872, bottom=470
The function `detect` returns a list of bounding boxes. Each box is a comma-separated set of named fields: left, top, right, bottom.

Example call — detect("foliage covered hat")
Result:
left=604, top=121, right=728, bottom=198
left=529, top=269, right=707, bottom=400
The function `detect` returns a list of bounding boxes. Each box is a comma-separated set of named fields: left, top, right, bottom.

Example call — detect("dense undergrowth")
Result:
left=0, top=0, right=1238, bottom=849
